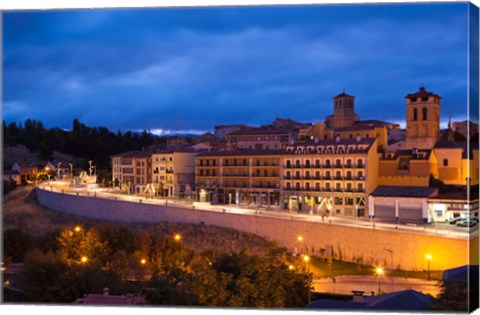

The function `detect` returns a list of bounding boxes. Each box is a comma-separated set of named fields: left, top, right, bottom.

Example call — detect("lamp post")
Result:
left=303, top=254, right=311, bottom=304
left=384, top=249, right=393, bottom=270
left=297, top=235, right=308, bottom=255
left=425, top=254, right=432, bottom=281
left=57, top=162, right=62, bottom=180
left=74, top=225, right=84, bottom=239
left=89, top=160, right=93, bottom=176
left=375, top=267, right=384, bottom=294
left=174, top=233, right=182, bottom=242
left=69, top=163, right=73, bottom=179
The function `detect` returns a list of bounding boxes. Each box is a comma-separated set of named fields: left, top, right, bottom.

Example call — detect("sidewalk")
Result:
left=37, top=182, right=473, bottom=240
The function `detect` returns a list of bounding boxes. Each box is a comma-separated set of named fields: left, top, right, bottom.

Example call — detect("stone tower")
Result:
left=404, top=86, right=441, bottom=149
left=332, top=91, right=359, bottom=128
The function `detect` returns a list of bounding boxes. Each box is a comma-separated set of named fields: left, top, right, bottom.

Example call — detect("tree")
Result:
left=79, top=227, right=110, bottom=265
left=3, top=228, right=29, bottom=262
left=431, top=280, right=479, bottom=312
left=22, top=249, right=123, bottom=303
left=56, top=229, right=82, bottom=264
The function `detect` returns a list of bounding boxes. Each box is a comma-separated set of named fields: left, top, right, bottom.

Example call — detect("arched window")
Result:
left=422, top=108, right=427, bottom=120
left=413, top=108, right=418, bottom=121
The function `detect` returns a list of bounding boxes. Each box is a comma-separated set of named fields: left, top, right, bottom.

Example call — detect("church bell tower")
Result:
left=404, top=86, right=441, bottom=149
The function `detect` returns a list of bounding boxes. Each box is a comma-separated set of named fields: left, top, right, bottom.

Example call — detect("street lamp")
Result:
left=57, top=162, right=62, bottom=180
left=140, top=258, right=147, bottom=265
left=296, top=235, right=308, bottom=254
left=174, top=233, right=182, bottom=242
left=89, top=160, right=93, bottom=176
left=303, top=254, right=311, bottom=304
left=74, top=225, right=84, bottom=239
left=80, top=256, right=88, bottom=264
left=375, top=267, right=384, bottom=294
left=425, top=254, right=432, bottom=281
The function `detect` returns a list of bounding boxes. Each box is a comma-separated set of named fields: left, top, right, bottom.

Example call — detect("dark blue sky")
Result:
left=3, top=3, right=472, bottom=135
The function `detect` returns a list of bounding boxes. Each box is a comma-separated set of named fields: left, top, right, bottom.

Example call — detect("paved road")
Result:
left=38, top=181, right=475, bottom=240
left=313, top=275, right=441, bottom=297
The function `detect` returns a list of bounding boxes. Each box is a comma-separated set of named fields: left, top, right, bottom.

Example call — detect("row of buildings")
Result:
left=111, top=87, right=479, bottom=224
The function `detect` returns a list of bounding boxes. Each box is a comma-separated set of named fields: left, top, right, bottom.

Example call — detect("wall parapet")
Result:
left=36, top=187, right=474, bottom=271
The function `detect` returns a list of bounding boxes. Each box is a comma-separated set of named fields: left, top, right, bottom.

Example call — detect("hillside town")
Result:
left=105, top=86, right=478, bottom=227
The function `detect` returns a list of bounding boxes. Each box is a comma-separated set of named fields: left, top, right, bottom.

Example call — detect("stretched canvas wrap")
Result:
left=1, top=1, right=479, bottom=313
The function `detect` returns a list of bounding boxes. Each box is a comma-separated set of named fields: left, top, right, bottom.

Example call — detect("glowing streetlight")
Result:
left=375, top=267, right=384, bottom=293
left=74, top=225, right=84, bottom=239
left=288, top=264, right=294, bottom=270
left=303, top=255, right=310, bottom=263
left=296, top=235, right=308, bottom=254
left=303, top=255, right=311, bottom=303
left=80, top=256, right=88, bottom=264
left=174, top=233, right=182, bottom=242
left=140, top=259, right=147, bottom=265
left=425, top=254, right=432, bottom=280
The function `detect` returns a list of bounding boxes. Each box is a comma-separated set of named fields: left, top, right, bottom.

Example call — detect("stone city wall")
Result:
left=36, top=187, right=475, bottom=271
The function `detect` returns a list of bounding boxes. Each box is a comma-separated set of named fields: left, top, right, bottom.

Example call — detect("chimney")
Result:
left=352, top=290, right=365, bottom=302
left=103, top=287, right=110, bottom=296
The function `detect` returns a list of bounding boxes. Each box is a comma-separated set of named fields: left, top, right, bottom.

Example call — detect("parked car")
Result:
left=456, top=219, right=477, bottom=228
left=449, top=217, right=463, bottom=225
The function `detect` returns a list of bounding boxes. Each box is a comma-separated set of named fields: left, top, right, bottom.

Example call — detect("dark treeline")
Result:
left=3, top=118, right=162, bottom=169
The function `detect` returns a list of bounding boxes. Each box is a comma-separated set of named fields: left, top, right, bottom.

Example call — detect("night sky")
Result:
left=2, top=2, right=472, bottom=135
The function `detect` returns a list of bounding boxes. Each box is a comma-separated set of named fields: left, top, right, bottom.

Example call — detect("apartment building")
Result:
left=111, top=151, right=151, bottom=194
left=151, top=149, right=197, bottom=198
left=195, top=150, right=282, bottom=206
left=281, top=137, right=379, bottom=218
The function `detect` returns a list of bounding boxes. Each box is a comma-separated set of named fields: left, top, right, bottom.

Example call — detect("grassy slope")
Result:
left=2, top=185, right=273, bottom=256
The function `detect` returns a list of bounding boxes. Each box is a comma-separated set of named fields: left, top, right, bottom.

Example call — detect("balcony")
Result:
left=355, top=164, right=365, bottom=169
left=334, top=176, right=343, bottom=180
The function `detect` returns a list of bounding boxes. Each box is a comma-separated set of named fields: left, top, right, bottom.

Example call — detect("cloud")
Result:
left=2, top=4, right=470, bottom=132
